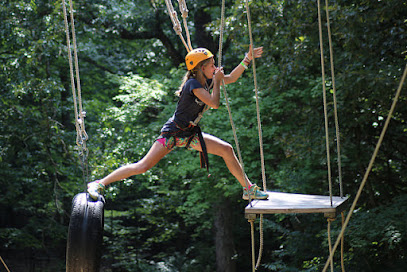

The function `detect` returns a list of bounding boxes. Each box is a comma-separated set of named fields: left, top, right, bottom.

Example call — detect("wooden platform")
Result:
left=245, top=192, right=349, bottom=219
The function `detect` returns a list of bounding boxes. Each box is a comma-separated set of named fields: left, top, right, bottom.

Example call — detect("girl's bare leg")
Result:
left=193, top=133, right=251, bottom=188
left=99, top=141, right=171, bottom=186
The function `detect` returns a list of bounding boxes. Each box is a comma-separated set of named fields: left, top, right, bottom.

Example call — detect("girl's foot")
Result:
left=242, top=184, right=268, bottom=200
left=87, top=180, right=105, bottom=200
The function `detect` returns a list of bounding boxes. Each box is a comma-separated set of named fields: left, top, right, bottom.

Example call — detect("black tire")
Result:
left=66, top=193, right=105, bottom=272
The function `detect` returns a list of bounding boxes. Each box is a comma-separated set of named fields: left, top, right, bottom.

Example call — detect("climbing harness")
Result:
left=61, top=0, right=89, bottom=190
left=160, top=118, right=211, bottom=176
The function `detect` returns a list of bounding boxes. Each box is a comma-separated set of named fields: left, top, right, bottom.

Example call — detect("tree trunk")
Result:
left=215, top=199, right=236, bottom=272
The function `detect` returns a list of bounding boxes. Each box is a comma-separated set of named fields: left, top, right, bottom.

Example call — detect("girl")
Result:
left=88, top=46, right=268, bottom=201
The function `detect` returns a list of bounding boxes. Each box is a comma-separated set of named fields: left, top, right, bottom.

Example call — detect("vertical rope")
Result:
left=317, top=0, right=333, bottom=206
left=322, top=63, right=407, bottom=272
left=61, top=0, right=80, bottom=144
left=327, top=218, right=335, bottom=272
left=220, top=83, right=246, bottom=172
left=341, top=212, right=346, bottom=272
left=324, top=0, right=343, bottom=198
left=218, top=0, right=252, bottom=203
left=244, top=1, right=266, bottom=270
left=255, top=214, right=264, bottom=270
left=244, top=0, right=267, bottom=193
left=249, top=219, right=256, bottom=272
left=62, top=0, right=89, bottom=190
left=217, top=0, right=225, bottom=65
left=68, top=0, right=86, bottom=143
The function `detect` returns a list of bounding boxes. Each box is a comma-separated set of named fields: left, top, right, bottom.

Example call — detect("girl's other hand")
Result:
left=214, top=67, right=225, bottom=82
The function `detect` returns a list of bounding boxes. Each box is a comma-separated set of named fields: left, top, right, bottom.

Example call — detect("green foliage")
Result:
left=0, top=0, right=81, bottom=255
left=1, top=0, right=407, bottom=271
left=347, top=195, right=407, bottom=270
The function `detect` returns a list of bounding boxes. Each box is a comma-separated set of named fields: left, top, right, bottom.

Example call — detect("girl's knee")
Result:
left=219, top=142, right=234, bottom=157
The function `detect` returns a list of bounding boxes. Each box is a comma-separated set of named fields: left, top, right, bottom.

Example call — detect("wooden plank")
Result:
left=245, top=192, right=349, bottom=217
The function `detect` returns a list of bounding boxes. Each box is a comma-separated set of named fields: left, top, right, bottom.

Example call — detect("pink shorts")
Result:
left=157, top=135, right=200, bottom=150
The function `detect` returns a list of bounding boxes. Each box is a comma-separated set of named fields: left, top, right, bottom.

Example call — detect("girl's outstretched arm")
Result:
left=223, top=45, right=263, bottom=85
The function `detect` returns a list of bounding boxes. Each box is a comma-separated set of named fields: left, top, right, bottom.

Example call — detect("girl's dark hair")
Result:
left=176, top=57, right=213, bottom=96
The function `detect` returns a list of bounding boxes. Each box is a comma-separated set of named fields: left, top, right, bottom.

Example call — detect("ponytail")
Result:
left=175, top=70, right=194, bottom=96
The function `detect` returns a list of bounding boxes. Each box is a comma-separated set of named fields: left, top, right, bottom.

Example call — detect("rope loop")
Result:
left=177, top=0, right=189, bottom=18
left=165, top=0, right=192, bottom=51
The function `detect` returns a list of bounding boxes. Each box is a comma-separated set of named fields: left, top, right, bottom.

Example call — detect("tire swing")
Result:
left=61, top=0, right=105, bottom=271
left=66, top=194, right=105, bottom=271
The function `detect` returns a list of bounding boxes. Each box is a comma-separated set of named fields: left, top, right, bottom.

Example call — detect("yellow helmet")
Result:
left=185, top=48, right=214, bottom=71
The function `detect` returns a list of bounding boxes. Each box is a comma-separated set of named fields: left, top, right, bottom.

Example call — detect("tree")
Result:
left=1, top=0, right=407, bottom=271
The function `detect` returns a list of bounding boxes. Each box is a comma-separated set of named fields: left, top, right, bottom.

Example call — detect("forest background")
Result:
left=1, top=0, right=407, bottom=271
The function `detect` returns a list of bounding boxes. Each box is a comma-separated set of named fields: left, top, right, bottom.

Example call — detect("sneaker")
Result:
left=87, top=180, right=105, bottom=200
left=242, top=184, right=268, bottom=200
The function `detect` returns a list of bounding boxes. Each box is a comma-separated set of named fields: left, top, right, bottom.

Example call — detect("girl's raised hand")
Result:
left=247, top=44, right=263, bottom=60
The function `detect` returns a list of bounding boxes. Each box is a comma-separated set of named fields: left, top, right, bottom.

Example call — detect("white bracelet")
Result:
left=244, top=54, right=252, bottom=63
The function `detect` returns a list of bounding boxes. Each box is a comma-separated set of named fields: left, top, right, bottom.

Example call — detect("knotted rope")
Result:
left=62, top=0, right=89, bottom=190
left=165, top=0, right=192, bottom=52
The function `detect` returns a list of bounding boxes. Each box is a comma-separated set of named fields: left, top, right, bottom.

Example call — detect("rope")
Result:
left=249, top=219, right=256, bottom=272
left=322, top=63, right=407, bottom=272
left=178, top=0, right=193, bottom=51
left=255, top=214, right=264, bottom=270
left=341, top=212, right=346, bottom=272
left=318, top=3, right=346, bottom=270
left=217, top=0, right=252, bottom=204
left=327, top=218, right=335, bottom=272
left=327, top=215, right=346, bottom=272
left=324, top=0, right=343, bottom=198
left=244, top=0, right=266, bottom=193
left=62, top=0, right=89, bottom=190
left=317, top=0, right=333, bottom=206
left=327, top=215, right=347, bottom=272
left=243, top=0, right=266, bottom=269
left=0, top=256, right=11, bottom=272
left=217, top=0, right=225, bottom=66
left=164, top=0, right=192, bottom=52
